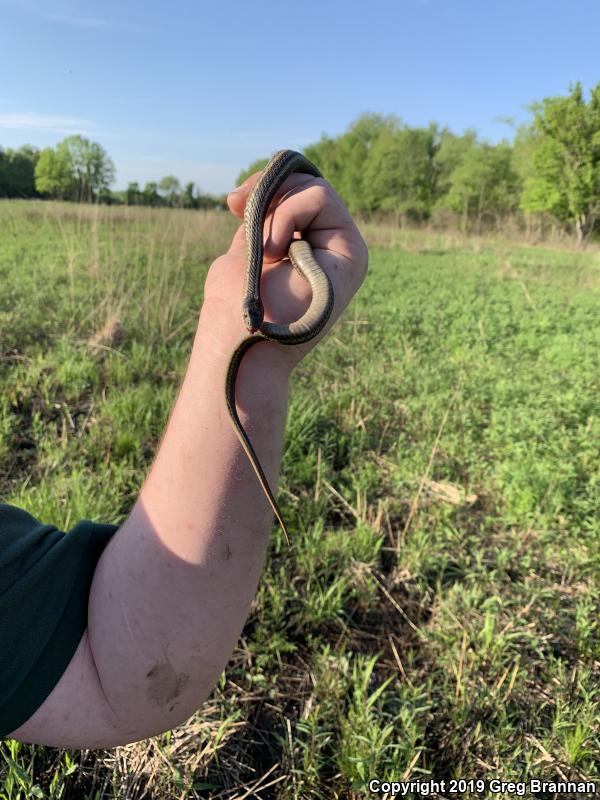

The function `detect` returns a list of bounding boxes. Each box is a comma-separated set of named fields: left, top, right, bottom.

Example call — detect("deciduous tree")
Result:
left=520, top=82, right=600, bottom=244
left=35, top=136, right=115, bottom=201
left=35, top=147, right=74, bottom=199
left=236, top=158, right=269, bottom=187
left=435, top=141, right=520, bottom=232
left=363, top=123, right=441, bottom=221
left=0, top=145, right=39, bottom=197
left=159, top=175, right=181, bottom=207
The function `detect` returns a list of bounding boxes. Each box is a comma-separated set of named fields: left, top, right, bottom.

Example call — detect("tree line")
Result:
left=2, top=82, right=599, bottom=241
left=238, top=82, right=600, bottom=244
left=0, top=135, right=226, bottom=209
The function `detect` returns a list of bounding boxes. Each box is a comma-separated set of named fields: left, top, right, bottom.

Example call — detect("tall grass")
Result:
left=1, top=200, right=599, bottom=798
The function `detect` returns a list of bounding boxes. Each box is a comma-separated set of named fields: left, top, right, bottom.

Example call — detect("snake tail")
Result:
left=225, top=334, right=291, bottom=546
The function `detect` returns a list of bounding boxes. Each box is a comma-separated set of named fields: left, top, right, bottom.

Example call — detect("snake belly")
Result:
left=225, top=150, right=334, bottom=544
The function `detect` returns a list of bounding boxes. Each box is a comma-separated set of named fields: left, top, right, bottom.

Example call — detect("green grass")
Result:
left=1, top=201, right=599, bottom=798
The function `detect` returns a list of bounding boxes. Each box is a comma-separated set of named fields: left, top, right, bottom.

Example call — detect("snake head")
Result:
left=242, top=298, right=264, bottom=332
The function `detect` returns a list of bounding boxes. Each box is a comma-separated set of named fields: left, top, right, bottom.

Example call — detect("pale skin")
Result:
left=9, top=171, right=368, bottom=748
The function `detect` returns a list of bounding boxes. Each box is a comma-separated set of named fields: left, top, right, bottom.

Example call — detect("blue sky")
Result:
left=1, top=0, right=598, bottom=193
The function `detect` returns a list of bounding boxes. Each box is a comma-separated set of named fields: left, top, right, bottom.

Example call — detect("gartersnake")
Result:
left=225, top=150, right=334, bottom=544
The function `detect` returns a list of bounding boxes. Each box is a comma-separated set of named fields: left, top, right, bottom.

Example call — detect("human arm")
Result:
left=9, top=171, right=368, bottom=747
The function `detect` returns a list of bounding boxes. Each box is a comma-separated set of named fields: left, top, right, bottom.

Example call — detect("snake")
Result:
left=225, top=150, right=334, bottom=545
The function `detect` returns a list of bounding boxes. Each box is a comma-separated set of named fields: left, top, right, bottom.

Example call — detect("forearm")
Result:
left=10, top=167, right=367, bottom=749
left=85, top=302, right=292, bottom=742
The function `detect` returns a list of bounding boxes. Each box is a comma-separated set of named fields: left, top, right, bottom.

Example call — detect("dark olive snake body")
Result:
left=225, top=150, right=334, bottom=544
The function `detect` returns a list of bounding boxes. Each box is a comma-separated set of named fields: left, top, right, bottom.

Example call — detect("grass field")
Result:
left=1, top=200, right=599, bottom=798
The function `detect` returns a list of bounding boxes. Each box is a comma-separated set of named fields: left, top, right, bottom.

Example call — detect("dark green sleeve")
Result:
left=0, top=503, right=118, bottom=737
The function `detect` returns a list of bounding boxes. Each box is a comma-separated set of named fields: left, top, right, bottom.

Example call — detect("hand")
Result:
left=202, top=169, right=369, bottom=369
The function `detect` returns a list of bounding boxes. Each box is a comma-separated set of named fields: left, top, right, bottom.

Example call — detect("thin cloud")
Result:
left=7, top=1, right=146, bottom=33
left=0, top=112, right=93, bottom=134
left=44, top=11, right=146, bottom=32
left=46, top=13, right=109, bottom=28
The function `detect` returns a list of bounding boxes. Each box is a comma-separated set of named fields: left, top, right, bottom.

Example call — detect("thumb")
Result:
left=227, top=172, right=261, bottom=219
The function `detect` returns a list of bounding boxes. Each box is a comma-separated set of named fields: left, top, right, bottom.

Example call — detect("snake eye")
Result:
left=242, top=298, right=264, bottom=332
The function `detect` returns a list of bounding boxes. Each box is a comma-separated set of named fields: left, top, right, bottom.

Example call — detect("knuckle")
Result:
left=306, top=181, right=330, bottom=207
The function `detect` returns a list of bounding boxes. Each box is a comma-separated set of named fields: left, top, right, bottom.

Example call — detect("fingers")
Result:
left=226, top=172, right=263, bottom=256
left=226, top=170, right=368, bottom=272
left=262, top=176, right=361, bottom=265
left=227, top=172, right=260, bottom=219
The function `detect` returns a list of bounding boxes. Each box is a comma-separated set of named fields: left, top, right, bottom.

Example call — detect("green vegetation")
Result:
left=35, top=136, right=115, bottom=203
left=0, top=201, right=599, bottom=797
left=122, top=177, right=225, bottom=210
left=3, top=82, right=599, bottom=240
left=0, top=137, right=225, bottom=210
left=303, top=82, right=600, bottom=242
left=236, top=157, right=269, bottom=188
left=520, top=83, right=600, bottom=244
left=0, top=146, right=38, bottom=199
